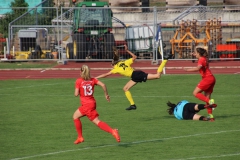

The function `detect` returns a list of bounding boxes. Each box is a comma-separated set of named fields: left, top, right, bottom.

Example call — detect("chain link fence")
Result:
left=1, top=5, right=240, bottom=62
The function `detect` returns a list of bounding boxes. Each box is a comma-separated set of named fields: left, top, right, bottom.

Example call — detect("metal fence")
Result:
left=1, top=5, right=240, bottom=62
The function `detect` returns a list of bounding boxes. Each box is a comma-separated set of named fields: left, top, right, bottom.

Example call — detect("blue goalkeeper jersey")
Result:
left=173, top=100, right=189, bottom=120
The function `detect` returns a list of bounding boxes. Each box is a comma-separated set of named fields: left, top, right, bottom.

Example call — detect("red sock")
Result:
left=73, top=119, right=82, bottom=138
left=207, top=108, right=213, bottom=114
left=97, top=121, right=113, bottom=134
left=195, top=93, right=209, bottom=104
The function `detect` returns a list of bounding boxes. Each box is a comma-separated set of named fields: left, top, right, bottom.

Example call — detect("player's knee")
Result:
left=92, top=118, right=100, bottom=125
left=73, top=114, right=77, bottom=120
left=193, top=92, right=197, bottom=96
left=123, top=87, right=128, bottom=92
left=158, top=72, right=163, bottom=78
left=73, top=110, right=80, bottom=119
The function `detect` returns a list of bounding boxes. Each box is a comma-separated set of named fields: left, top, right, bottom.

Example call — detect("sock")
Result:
left=157, top=60, right=168, bottom=73
left=207, top=108, right=213, bottom=115
left=125, top=90, right=135, bottom=105
left=198, top=104, right=205, bottom=110
left=199, top=116, right=208, bottom=121
left=195, top=93, right=209, bottom=104
left=74, top=119, right=82, bottom=138
left=97, top=121, right=113, bottom=134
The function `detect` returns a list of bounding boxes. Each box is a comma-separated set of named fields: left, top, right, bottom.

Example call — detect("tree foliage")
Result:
left=41, top=0, right=56, bottom=25
left=0, top=0, right=58, bottom=37
left=10, top=0, right=29, bottom=14
left=0, top=0, right=28, bottom=37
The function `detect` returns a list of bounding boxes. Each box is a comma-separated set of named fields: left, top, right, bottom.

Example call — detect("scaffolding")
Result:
left=170, top=18, right=222, bottom=58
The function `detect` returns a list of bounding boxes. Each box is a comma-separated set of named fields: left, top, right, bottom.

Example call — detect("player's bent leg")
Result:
left=123, top=81, right=137, bottom=110
left=147, top=73, right=161, bottom=79
left=193, top=114, right=208, bottom=121
left=195, top=104, right=206, bottom=111
left=93, top=118, right=120, bottom=142
left=157, top=60, right=168, bottom=73
left=194, top=93, right=209, bottom=104
left=92, top=117, right=101, bottom=125
left=97, top=121, right=113, bottom=133
left=125, top=91, right=136, bottom=110
left=73, top=118, right=84, bottom=144
left=73, top=109, right=83, bottom=119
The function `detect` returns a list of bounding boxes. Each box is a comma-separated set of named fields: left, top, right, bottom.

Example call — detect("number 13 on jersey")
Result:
left=82, top=85, right=93, bottom=96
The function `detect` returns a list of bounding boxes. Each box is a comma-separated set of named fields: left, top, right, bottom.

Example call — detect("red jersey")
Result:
left=197, top=57, right=213, bottom=78
left=75, top=78, right=98, bottom=106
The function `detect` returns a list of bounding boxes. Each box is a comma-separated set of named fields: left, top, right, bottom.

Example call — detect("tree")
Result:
left=41, top=0, right=56, bottom=25
left=0, top=0, right=28, bottom=37
left=10, top=0, right=29, bottom=15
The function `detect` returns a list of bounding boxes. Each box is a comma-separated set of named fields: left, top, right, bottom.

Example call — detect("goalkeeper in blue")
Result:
left=166, top=100, right=217, bottom=121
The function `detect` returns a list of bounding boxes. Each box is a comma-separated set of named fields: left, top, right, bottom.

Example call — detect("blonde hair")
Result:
left=80, top=65, right=91, bottom=80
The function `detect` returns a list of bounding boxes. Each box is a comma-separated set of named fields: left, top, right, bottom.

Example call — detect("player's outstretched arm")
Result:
left=184, top=65, right=201, bottom=72
left=95, top=71, right=112, bottom=79
left=125, top=45, right=137, bottom=61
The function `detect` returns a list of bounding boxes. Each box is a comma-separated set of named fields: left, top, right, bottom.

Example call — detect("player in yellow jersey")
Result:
left=95, top=45, right=171, bottom=110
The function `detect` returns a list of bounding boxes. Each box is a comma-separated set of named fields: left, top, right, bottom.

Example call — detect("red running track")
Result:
left=0, top=60, right=239, bottom=80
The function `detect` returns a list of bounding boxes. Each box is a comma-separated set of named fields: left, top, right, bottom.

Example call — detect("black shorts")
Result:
left=131, top=70, right=148, bottom=83
left=182, top=103, right=198, bottom=120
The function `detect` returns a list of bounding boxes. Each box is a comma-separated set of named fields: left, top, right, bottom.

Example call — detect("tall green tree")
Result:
left=0, top=0, right=29, bottom=37
left=41, top=0, right=56, bottom=25
left=10, top=0, right=29, bottom=15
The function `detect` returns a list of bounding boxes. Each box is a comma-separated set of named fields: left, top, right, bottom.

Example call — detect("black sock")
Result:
left=198, top=104, right=205, bottom=110
left=199, top=116, right=207, bottom=121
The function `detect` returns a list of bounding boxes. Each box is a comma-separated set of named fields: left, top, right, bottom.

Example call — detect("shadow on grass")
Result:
left=161, top=116, right=176, bottom=119
left=162, top=114, right=240, bottom=120
left=140, top=116, right=161, bottom=121
left=117, top=139, right=163, bottom=148
left=214, top=114, right=240, bottom=119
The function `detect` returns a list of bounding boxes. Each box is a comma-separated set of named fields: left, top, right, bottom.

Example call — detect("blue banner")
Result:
left=155, top=25, right=162, bottom=41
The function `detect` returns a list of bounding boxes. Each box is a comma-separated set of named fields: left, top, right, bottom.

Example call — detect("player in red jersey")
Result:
left=184, top=46, right=217, bottom=121
left=73, top=65, right=120, bottom=144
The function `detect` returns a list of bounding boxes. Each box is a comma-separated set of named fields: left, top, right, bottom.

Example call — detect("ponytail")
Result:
left=80, top=65, right=91, bottom=80
left=112, top=46, right=120, bottom=66
left=166, top=101, right=176, bottom=115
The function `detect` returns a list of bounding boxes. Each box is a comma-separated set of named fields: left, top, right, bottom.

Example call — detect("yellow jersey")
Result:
left=110, top=58, right=134, bottom=77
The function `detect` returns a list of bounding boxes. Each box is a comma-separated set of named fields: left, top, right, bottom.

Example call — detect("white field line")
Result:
left=0, top=82, right=73, bottom=90
left=10, top=130, right=240, bottom=160
left=0, top=78, right=129, bottom=91
left=169, top=153, right=240, bottom=160
left=0, top=78, right=239, bottom=98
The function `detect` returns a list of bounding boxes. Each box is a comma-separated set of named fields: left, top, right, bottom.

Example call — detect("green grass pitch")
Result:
left=0, top=74, right=239, bottom=160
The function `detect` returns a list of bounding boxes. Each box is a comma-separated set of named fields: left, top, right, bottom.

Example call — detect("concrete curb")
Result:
left=0, top=66, right=240, bottom=71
